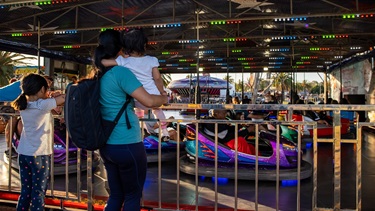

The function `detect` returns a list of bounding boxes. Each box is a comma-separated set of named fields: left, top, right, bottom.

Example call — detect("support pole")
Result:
left=37, top=17, right=41, bottom=74
left=195, top=9, right=201, bottom=119
left=241, top=67, right=244, bottom=100
left=226, top=43, right=230, bottom=103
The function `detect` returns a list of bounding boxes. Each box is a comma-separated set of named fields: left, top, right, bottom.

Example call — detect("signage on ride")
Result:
left=14, top=66, right=45, bottom=75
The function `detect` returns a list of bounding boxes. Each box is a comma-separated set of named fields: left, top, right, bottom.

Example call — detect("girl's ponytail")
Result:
left=11, top=73, right=48, bottom=110
left=12, top=93, right=27, bottom=110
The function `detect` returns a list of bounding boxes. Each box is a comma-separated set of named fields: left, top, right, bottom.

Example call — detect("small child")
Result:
left=102, top=28, right=170, bottom=141
left=11, top=73, right=65, bottom=211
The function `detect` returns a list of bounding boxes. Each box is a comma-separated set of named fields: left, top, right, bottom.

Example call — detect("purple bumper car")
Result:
left=179, top=124, right=312, bottom=181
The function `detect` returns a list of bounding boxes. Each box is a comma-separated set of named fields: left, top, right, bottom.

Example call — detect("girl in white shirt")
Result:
left=103, top=29, right=170, bottom=141
left=11, top=73, right=65, bottom=211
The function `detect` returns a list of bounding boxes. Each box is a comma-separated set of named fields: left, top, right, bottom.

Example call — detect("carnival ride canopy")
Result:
left=0, top=0, right=374, bottom=74
left=167, top=76, right=233, bottom=96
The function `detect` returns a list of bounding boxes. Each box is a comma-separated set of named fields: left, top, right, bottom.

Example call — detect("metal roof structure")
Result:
left=0, top=0, right=375, bottom=74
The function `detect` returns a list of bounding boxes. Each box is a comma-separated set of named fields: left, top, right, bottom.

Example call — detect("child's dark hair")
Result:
left=94, top=29, right=122, bottom=77
left=121, top=28, right=148, bottom=55
left=11, top=73, right=48, bottom=111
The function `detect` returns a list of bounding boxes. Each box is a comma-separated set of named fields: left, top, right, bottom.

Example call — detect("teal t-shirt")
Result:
left=100, top=66, right=142, bottom=145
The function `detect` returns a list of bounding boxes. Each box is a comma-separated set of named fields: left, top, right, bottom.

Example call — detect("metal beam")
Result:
left=321, top=0, right=351, bottom=11
left=191, top=0, right=227, bottom=18
left=0, top=0, right=104, bottom=27
left=234, top=0, right=271, bottom=18
left=125, top=0, right=163, bottom=24
left=42, top=7, right=75, bottom=29
left=79, top=6, right=118, bottom=25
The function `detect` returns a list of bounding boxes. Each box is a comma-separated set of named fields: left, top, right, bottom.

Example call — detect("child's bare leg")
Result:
left=152, top=108, right=169, bottom=140
left=134, top=101, right=169, bottom=140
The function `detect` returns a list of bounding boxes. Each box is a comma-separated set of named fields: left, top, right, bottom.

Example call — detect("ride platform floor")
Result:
left=0, top=129, right=375, bottom=210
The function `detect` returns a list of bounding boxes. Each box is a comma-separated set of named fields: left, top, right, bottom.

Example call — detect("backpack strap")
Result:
left=113, top=94, right=132, bottom=129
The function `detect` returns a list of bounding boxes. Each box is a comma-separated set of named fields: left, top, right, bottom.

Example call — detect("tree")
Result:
left=244, top=77, right=253, bottom=91
left=272, top=73, right=293, bottom=91
left=0, top=51, right=36, bottom=86
left=161, top=73, right=172, bottom=87
left=310, top=82, right=324, bottom=94
left=258, top=78, right=268, bottom=91
left=301, top=80, right=313, bottom=94
left=235, top=79, right=243, bottom=92
left=272, top=73, right=293, bottom=102
left=295, top=82, right=304, bottom=93
left=223, top=75, right=234, bottom=84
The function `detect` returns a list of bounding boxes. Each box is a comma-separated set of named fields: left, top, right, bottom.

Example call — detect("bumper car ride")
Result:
left=179, top=124, right=312, bottom=181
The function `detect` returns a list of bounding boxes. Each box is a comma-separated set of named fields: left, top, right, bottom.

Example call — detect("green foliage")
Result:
left=0, top=51, right=36, bottom=87
left=259, top=79, right=268, bottom=91
left=223, top=75, right=234, bottom=84
left=272, top=73, right=292, bottom=91
left=310, top=84, right=324, bottom=94
left=161, top=73, right=172, bottom=87
left=235, top=79, right=243, bottom=92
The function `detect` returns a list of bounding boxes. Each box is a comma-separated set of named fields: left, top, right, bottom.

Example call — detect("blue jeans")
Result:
left=100, top=142, right=147, bottom=211
left=17, top=154, right=51, bottom=211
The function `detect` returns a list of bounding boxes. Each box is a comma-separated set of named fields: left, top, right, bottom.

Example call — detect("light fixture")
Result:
left=262, top=24, right=276, bottom=29
left=269, top=57, right=285, bottom=60
left=208, top=58, right=224, bottom=62
left=238, top=58, right=254, bottom=61
left=195, top=10, right=205, bottom=14
left=296, top=61, right=311, bottom=64
left=322, top=34, right=348, bottom=39
left=63, top=45, right=80, bottom=49
left=54, top=30, right=77, bottom=35
left=310, top=47, right=330, bottom=51
left=264, top=38, right=271, bottom=42
left=12, top=33, right=32, bottom=37
left=179, top=40, right=199, bottom=43
left=153, top=23, right=181, bottom=28
left=271, top=36, right=297, bottom=40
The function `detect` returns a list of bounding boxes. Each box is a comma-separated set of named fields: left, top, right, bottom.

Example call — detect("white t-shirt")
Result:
left=116, top=55, right=160, bottom=95
left=17, top=98, right=57, bottom=156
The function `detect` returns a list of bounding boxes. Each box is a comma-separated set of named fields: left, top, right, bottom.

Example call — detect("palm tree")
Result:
left=272, top=73, right=292, bottom=92
left=161, top=73, right=172, bottom=87
left=0, top=51, right=36, bottom=86
left=272, top=73, right=293, bottom=101
left=244, top=77, right=253, bottom=91
left=295, top=82, right=304, bottom=93
left=235, top=79, right=243, bottom=92
left=223, top=75, right=234, bottom=84
left=258, top=78, right=268, bottom=91
left=310, top=82, right=324, bottom=94
left=301, top=79, right=313, bottom=95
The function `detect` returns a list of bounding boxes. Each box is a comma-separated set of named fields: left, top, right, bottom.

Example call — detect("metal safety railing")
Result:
left=0, top=103, right=374, bottom=211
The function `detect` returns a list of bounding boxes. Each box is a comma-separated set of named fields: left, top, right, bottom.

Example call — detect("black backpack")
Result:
left=64, top=75, right=132, bottom=151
